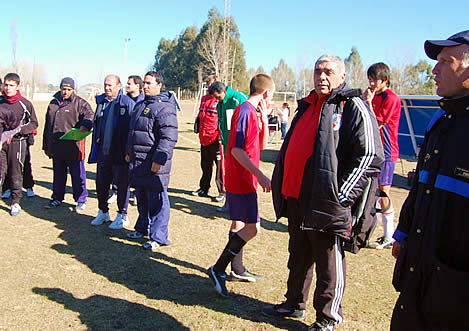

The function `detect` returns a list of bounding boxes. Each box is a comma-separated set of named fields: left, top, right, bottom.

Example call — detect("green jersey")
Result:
left=217, top=86, right=248, bottom=154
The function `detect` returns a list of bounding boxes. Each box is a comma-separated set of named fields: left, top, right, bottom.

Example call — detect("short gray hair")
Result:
left=315, top=54, right=346, bottom=75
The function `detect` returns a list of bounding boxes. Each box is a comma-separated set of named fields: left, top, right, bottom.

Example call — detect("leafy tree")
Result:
left=391, top=60, right=436, bottom=95
left=153, top=27, right=199, bottom=90
left=344, top=47, right=367, bottom=90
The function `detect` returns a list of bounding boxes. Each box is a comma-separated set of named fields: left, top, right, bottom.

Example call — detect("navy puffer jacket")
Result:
left=127, top=91, right=178, bottom=191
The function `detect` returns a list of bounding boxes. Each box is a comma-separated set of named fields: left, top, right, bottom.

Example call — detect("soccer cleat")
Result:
left=229, top=269, right=263, bottom=282
left=107, top=192, right=118, bottom=204
left=192, top=189, right=209, bottom=197
left=26, top=188, right=35, bottom=198
left=214, top=194, right=225, bottom=202
left=75, top=202, right=86, bottom=213
left=2, top=189, right=11, bottom=199
left=307, top=320, right=335, bottom=331
left=10, top=203, right=21, bottom=216
left=208, top=265, right=229, bottom=297
left=45, top=200, right=61, bottom=208
left=91, top=210, right=110, bottom=226
left=143, top=240, right=160, bottom=251
left=109, top=213, right=130, bottom=229
left=262, top=302, right=305, bottom=319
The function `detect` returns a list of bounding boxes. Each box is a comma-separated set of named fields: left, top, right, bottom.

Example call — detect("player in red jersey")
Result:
left=207, top=74, right=274, bottom=297
left=364, top=62, right=401, bottom=249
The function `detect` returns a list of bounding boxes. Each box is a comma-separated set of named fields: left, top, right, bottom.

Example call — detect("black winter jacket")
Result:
left=43, top=92, right=94, bottom=160
left=127, top=91, right=178, bottom=191
left=272, top=84, right=383, bottom=238
left=391, top=95, right=469, bottom=328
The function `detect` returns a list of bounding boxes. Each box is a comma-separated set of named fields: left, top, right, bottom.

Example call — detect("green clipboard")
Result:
left=59, top=128, right=92, bottom=141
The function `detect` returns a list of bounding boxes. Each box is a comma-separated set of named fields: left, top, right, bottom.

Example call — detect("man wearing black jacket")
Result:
left=390, top=30, right=469, bottom=330
left=43, top=77, right=94, bottom=212
left=262, top=55, right=383, bottom=330
left=0, top=73, right=39, bottom=216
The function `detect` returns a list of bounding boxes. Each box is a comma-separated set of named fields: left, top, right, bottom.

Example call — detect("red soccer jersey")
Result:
left=372, top=88, right=401, bottom=161
left=225, top=101, right=260, bottom=194
left=198, top=94, right=219, bottom=146
left=282, top=92, right=326, bottom=199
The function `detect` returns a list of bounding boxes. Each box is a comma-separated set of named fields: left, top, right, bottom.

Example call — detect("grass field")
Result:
left=0, top=100, right=414, bottom=330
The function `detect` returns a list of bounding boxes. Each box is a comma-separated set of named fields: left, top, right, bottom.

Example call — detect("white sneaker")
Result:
left=75, top=202, right=86, bottom=213
left=107, top=193, right=118, bottom=204
left=26, top=188, right=35, bottom=198
left=10, top=203, right=21, bottom=216
left=91, top=210, right=110, bottom=226
left=2, top=189, right=11, bottom=199
left=108, top=213, right=130, bottom=229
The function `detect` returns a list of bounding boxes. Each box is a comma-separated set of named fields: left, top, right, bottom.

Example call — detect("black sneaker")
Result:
left=45, top=200, right=61, bottom=208
left=262, top=301, right=305, bottom=319
left=208, top=265, right=229, bottom=297
left=307, top=320, right=335, bottom=330
left=192, top=189, right=209, bottom=197
left=228, top=269, right=263, bottom=282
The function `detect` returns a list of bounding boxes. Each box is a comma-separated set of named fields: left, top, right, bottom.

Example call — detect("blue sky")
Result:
left=0, top=0, right=467, bottom=86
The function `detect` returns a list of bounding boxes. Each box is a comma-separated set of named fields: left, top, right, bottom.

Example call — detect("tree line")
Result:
left=152, top=7, right=436, bottom=97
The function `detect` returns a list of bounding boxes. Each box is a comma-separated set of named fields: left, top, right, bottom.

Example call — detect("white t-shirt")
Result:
left=278, top=107, right=289, bottom=123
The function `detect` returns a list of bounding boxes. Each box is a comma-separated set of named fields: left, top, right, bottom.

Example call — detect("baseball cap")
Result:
left=424, top=30, right=469, bottom=60
left=60, top=77, right=75, bottom=89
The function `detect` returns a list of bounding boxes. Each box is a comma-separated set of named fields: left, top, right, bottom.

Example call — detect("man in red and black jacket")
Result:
left=0, top=73, right=39, bottom=216
left=192, top=75, right=224, bottom=202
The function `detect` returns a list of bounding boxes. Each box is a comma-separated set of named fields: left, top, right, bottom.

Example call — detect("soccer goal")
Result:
left=272, top=91, right=297, bottom=107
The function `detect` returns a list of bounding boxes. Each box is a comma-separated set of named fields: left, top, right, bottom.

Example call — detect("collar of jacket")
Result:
left=297, top=83, right=361, bottom=113
left=144, top=91, right=171, bottom=103
left=54, top=91, right=75, bottom=105
left=438, top=94, right=469, bottom=114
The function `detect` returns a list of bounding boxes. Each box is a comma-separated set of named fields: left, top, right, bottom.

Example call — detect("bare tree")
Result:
left=197, top=23, right=229, bottom=81
left=11, top=20, right=18, bottom=72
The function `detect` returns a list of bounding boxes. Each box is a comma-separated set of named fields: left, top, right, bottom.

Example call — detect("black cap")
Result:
left=424, top=30, right=469, bottom=60
left=60, top=77, right=75, bottom=89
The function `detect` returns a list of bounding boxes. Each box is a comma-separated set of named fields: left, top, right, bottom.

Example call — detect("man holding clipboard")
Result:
left=43, top=77, right=94, bottom=212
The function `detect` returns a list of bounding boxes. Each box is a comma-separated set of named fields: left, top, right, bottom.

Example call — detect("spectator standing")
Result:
left=89, top=75, right=135, bottom=229
left=0, top=73, right=39, bottom=216
left=192, top=75, right=224, bottom=202
left=262, top=55, right=383, bottom=330
left=125, top=71, right=178, bottom=251
left=391, top=30, right=469, bottom=330
left=43, top=77, right=94, bottom=211
left=277, top=102, right=290, bottom=139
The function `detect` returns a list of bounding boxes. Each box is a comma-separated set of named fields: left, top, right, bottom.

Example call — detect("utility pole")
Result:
left=124, top=38, right=131, bottom=74
left=223, top=0, right=231, bottom=84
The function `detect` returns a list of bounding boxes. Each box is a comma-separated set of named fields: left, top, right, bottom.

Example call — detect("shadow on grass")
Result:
left=34, top=179, right=98, bottom=200
left=168, top=187, right=225, bottom=221
left=33, top=287, right=189, bottom=330
left=23, top=194, right=306, bottom=330
left=261, top=217, right=288, bottom=233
